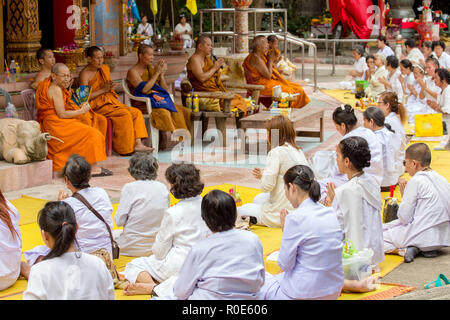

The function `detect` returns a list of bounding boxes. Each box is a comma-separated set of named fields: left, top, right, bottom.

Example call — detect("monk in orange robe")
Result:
left=126, top=44, right=190, bottom=133
left=243, top=35, right=310, bottom=108
left=35, top=63, right=107, bottom=172
left=186, top=35, right=248, bottom=113
left=78, top=46, right=153, bottom=155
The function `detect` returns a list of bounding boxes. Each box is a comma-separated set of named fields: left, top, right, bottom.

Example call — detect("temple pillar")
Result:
left=0, top=5, right=4, bottom=73
left=94, top=0, right=120, bottom=57
left=5, top=0, right=42, bottom=72
left=232, top=1, right=252, bottom=54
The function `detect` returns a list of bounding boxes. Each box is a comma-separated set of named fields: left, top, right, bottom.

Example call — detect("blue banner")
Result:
left=215, top=0, right=223, bottom=9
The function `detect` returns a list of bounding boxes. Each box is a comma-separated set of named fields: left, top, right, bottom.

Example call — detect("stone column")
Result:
left=94, top=0, right=120, bottom=57
left=6, top=0, right=42, bottom=72
left=232, top=0, right=252, bottom=54
left=234, top=9, right=249, bottom=54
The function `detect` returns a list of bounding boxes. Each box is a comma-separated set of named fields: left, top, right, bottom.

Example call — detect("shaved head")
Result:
left=138, top=43, right=153, bottom=56
left=51, top=63, right=68, bottom=75
left=195, top=35, right=211, bottom=49
left=86, top=46, right=102, bottom=58
left=405, top=143, right=431, bottom=167
left=252, top=35, right=267, bottom=51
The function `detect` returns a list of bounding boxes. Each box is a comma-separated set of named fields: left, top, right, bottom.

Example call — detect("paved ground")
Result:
left=5, top=48, right=450, bottom=299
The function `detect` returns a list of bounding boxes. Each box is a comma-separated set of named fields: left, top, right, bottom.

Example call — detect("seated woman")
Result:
left=326, top=137, right=384, bottom=268
left=405, top=64, right=437, bottom=125
left=114, top=153, right=169, bottom=256
left=314, top=104, right=383, bottom=196
left=259, top=165, right=345, bottom=300
left=377, top=92, right=408, bottom=182
left=23, top=201, right=115, bottom=300
left=23, top=154, right=114, bottom=271
left=398, top=59, right=415, bottom=105
left=122, top=163, right=210, bottom=295
left=427, top=68, right=450, bottom=150
left=363, top=107, right=402, bottom=190
left=237, top=115, right=309, bottom=227
left=171, top=190, right=265, bottom=300
left=0, top=190, right=22, bottom=291
left=364, top=55, right=376, bottom=81
left=379, top=55, right=403, bottom=102
left=366, top=54, right=389, bottom=99
left=340, top=45, right=368, bottom=90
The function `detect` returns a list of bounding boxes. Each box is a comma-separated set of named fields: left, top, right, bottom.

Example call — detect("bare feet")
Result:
left=343, top=276, right=379, bottom=293
left=20, top=261, right=31, bottom=280
left=134, top=139, right=154, bottom=153
left=123, top=282, right=155, bottom=296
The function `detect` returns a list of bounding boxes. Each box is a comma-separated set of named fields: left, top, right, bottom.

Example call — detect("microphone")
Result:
left=212, top=52, right=224, bottom=69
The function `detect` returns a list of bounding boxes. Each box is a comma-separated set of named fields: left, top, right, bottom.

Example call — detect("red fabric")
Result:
left=329, top=0, right=375, bottom=39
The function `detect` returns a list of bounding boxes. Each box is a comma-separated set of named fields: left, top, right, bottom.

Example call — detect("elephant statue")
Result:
left=0, top=118, right=64, bottom=164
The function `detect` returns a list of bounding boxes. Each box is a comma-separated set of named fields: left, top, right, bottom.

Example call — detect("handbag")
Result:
left=72, top=192, right=120, bottom=259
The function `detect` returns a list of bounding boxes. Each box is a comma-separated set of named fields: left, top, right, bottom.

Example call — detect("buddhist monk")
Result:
left=126, top=44, right=190, bottom=133
left=78, top=46, right=153, bottom=154
left=35, top=63, right=109, bottom=174
left=186, top=35, right=248, bottom=112
left=31, top=48, right=56, bottom=90
left=243, top=35, right=310, bottom=108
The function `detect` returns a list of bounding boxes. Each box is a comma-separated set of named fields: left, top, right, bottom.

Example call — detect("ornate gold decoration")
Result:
left=6, top=0, right=42, bottom=72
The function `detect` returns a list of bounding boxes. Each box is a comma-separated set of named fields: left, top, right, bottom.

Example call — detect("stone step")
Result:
left=0, top=160, right=53, bottom=193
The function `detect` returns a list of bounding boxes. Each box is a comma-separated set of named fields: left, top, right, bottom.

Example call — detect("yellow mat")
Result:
left=321, top=89, right=415, bottom=135
left=10, top=195, right=48, bottom=226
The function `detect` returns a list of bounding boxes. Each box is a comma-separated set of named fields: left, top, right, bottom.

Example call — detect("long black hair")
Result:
left=333, top=104, right=358, bottom=134
left=283, top=165, right=321, bottom=202
left=38, top=201, right=78, bottom=261
left=338, top=136, right=371, bottom=171
left=363, top=107, right=395, bottom=133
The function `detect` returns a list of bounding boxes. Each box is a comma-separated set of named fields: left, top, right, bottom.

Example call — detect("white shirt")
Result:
left=367, top=65, right=389, bottom=99
left=421, top=75, right=441, bottom=105
left=436, top=51, right=450, bottom=70
left=115, top=180, right=169, bottom=256
left=383, top=170, right=450, bottom=251
left=23, top=252, right=115, bottom=300
left=385, top=112, right=406, bottom=179
left=353, top=57, right=368, bottom=81
left=276, top=198, right=344, bottom=299
left=377, top=45, right=395, bottom=58
left=439, top=85, right=450, bottom=115
left=343, top=126, right=384, bottom=186
left=145, top=195, right=211, bottom=282
left=0, top=201, right=22, bottom=291
left=64, top=187, right=114, bottom=255
left=137, top=23, right=153, bottom=37
left=387, top=69, right=404, bottom=102
left=173, top=229, right=265, bottom=300
left=333, top=173, right=384, bottom=265
left=406, top=48, right=425, bottom=65
left=175, top=23, right=192, bottom=41
left=260, top=143, right=309, bottom=227
left=374, top=127, right=402, bottom=187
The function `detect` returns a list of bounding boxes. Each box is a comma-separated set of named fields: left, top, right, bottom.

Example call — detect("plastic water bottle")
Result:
left=186, top=94, right=192, bottom=111
left=193, top=94, right=199, bottom=112
left=5, top=102, right=18, bottom=118
left=9, top=60, right=17, bottom=83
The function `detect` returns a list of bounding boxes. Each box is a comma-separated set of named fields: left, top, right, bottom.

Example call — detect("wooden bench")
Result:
left=239, top=106, right=325, bottom=151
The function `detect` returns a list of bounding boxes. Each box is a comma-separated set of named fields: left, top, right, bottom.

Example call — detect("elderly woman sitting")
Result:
left=114, top=153, right=169, bottom=257
left=366, top=54, right=389, bottom=99
left=340, top=45, right=368, bottom=90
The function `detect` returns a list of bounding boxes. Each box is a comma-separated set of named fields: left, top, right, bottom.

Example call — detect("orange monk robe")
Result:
left=187, top=56, right=248, bottom=112
left=36, top=77, right=107, bottom=171
left=88, top=64, right=148, bottom=155
left=243, top=53, right=310, bottom=108
left=127, top=66, right=191, bottom=132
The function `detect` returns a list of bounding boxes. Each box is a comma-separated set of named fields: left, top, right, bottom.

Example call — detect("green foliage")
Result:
left=287, top=13, right=312, bottom=37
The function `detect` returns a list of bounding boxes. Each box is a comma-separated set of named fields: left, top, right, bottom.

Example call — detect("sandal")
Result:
left=424, top=274, right=450, bottom=289
left=92, top=167, right=113, bottom=177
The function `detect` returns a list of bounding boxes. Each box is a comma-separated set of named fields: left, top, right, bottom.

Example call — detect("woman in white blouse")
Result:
left=366, top=54, right=389, bottom=99
left=23, top=154, right=114, bottom=270
left=428, top=69, right=450, bottom=150
left=0, top=190, right=22, bottom=291
left=137, top=16, right=153, bottom=46
left=237, top=115, right=309, bottom=227
left=174, top=14, right=193, bottom=49
left=123, top=163, right=210, bottom=296
left=379, top=55, right=403, bottom=102
left=340, top=45, right=368, bottom=89
left=114, top=153, right=169, bottom=256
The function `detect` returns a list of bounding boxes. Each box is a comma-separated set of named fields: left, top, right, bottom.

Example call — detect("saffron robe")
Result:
left=36, top=78, right=107, bottom=171
left=243, top=53, right=310, bottom=108
left=187, top=56, right=248, bottom=112
left=88, top=64, right=148, bottom=155
left=127, top=66, right=191, bottom=132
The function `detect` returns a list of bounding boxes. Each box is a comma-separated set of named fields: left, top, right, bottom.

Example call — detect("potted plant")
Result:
left=169, top=33, right=184, bottom=51
left=103, top=51, right=118, bottom=72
